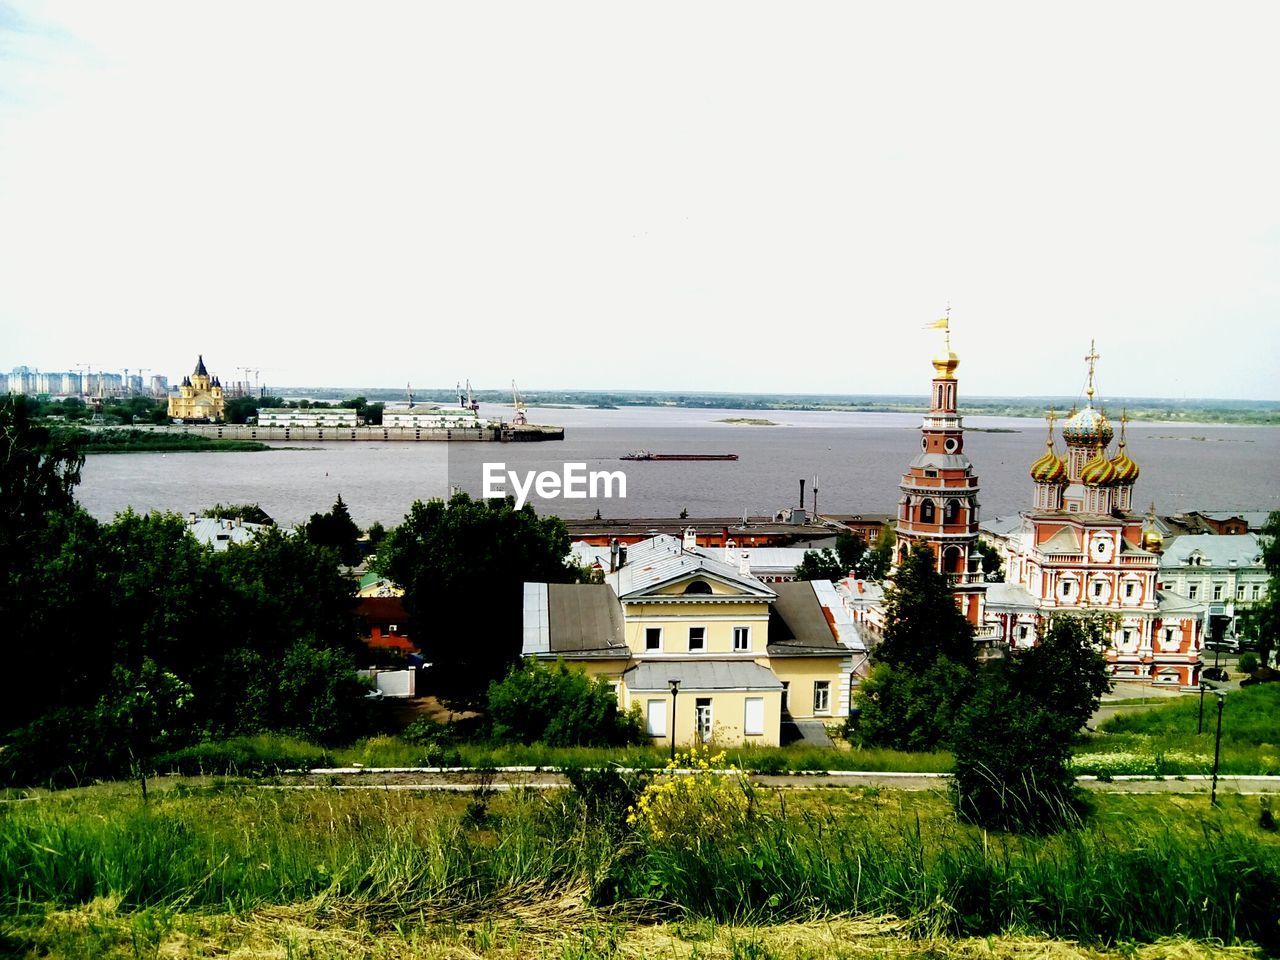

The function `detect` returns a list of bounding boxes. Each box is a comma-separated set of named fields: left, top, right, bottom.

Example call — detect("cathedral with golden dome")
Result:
left=985, top=342, right=1205, bottom=687
left=167, top=355, right=226, bottom=422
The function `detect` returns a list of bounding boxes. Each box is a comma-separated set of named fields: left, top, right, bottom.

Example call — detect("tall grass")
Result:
left=2, top=785, right=1278, bottom=949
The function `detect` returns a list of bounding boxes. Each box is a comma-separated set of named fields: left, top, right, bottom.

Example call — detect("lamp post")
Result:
left=1197, top=681, right=1207, bottom=735
left=1211, top=691, right=1225, bottom=806
left=668, top=679, right=680, bottom=762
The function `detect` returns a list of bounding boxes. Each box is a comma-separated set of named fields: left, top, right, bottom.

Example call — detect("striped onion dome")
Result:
left=1030, top=442, right=1067, bottom=483
left=1081, top=446, right=1118, bottom=486
left=1061, top=403, right=1114, bottom=447
left=1110, top=439, right=1140, bottom=483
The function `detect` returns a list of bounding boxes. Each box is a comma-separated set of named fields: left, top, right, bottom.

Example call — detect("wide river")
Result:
left=77, top=404, right=1279, bottom=528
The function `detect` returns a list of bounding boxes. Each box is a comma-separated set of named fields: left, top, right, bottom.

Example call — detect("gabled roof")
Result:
left=984, top=582, right=1040, bottom=611
left=1157, top=589, right=1206, bottom=615
left=605, top=535, right=775, bottom=601
left=767, top=580, right=864, bottom=655
left=522, top=582, right=629, bottom=658
left=1039, top=527, right=1082, bottom=554
left=980, top=515, right=1023, bottom=538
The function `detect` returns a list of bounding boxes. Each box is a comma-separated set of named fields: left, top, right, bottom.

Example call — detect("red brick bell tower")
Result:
left=894, top=315, right=987, bottom=626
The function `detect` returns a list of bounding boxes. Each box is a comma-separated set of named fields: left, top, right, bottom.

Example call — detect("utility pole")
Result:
left=1211, top=692, right=1225, bottom=806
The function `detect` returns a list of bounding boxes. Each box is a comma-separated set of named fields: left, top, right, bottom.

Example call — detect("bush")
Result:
left=565, top=766, right=650, bottom=834
left=1239, top=652, right=1260, bottom=674
left=627, top=745, right=753, bottom=843
left=854, top=657, right=974, bottom=751
left=155, top=735, right=334, bottom=776
left=487, top=659, right=647, bottom=747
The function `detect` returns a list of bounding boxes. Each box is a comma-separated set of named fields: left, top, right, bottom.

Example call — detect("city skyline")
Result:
left=2, top=3, right=1279, bottom=400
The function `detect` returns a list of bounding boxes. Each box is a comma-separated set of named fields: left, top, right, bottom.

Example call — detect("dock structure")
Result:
left=123, top=423, right=564, bottom=442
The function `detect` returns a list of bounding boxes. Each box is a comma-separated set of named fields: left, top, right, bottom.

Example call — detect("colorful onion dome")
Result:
left=1081, top=445, right=1118, bottom=485
left=1141, top=503, right=1164, bottom=551
left=1109, top=411, right=1139, bottom=483
left=1029, top=411, right=1066, bottom=482
left=1061, top=403, right=1114, bottom=447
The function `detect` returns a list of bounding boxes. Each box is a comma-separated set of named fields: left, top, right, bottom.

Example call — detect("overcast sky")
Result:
left=1, top=2, right=1277, bottom=400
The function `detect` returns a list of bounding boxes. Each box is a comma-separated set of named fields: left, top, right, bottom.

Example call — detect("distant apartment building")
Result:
left=8, top=366, right=36, bottom=394
left=150, top=375, right=169, bottom=397
left=257, top=407, right=358, bottom=428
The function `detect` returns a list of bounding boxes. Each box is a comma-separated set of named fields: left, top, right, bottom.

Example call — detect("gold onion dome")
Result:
left=1081, top=446, right=1118, bottom=486
left=932, top=348, right=960, bottom=379
left=1029, top=411, right=1066, bottom=482
left=1061, top=404, right=1114, bottom=447
left=1142, top=525, right=1164, bottom=551
left=1110, top=440, right=1140, bottom=483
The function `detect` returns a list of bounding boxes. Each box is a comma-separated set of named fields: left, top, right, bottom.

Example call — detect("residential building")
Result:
left=382, top=405, right=490, bottom=429
left=572, top=535, right=813, bottom=583
left=523, top=534, right=866, bottom=747
left=168, top=355, right=226, bottom=421
left=987, top=343, right=1203, bottom=686
left=356, top=596, right=416, bottom=653
left=1158, top=534, right=1269, bottom=641
left=185, top=515, right=265, bottom=551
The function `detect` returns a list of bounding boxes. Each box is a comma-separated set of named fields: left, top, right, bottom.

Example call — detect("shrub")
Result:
left=1239, top=652, right=1260, bottom=674
left=566, top=766, right=650, bottom=834
left=854, top=657, right=974, bottom=751
left=488, top=659, right=646, bottom=747
left=627, top=745, right=753, bottom=843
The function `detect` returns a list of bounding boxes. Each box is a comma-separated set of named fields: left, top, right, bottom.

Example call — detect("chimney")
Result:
left=724, top=537, right=736, bottom=562
left=799, top=478, right=806, bottom=510
left=739, top=550, right=751, bottom=576
left=682, top=526, right=697, bottom=551
left=609, top=538, right=619, bottom=574
left=618, top=545, right=628, bottom=569
left=188, top=512, right=197, bottom=524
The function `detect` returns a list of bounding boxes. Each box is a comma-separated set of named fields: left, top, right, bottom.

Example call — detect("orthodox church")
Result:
left=984, top=343, right=1204, bottom=686
left=167, top=355, right=226, bottom=422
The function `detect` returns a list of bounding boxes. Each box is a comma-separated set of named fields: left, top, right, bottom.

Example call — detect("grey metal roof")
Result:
left=522, top=582, right=628, bottom=657
left=624, top=659, right=784, bottom=692
left=1161, top=534, right=1266, bottom=569
left=185, top=517, right=267, bottom=551
left=980, top=515, right=1023, bottom=538
left=908, top=453, right=973, bottom=471
left=984, top=582, right=1040, bottom=610
left=768, top=581, right=838, bottom=651
left=605, top=535, right=775, bottom=600
left=1157, top=590, right=1206, bottom=615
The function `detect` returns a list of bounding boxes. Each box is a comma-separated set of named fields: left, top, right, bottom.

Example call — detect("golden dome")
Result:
left=1141, top=525, right=1164, bottom=551
left=1081, top=446, right=1118, bottom=486
left=1029, top=411, right=1066, bottom=483
left=1109, top=411, right=1139, bottom=483
left=932, top=349, right=960, bottom=379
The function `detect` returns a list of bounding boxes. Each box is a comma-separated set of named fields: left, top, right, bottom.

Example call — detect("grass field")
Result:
left=2, top=781, right=1278, bottom=957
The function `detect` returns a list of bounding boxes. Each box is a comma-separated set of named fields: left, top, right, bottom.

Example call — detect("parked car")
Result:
left=1205, top=638, right=1240, bottom=653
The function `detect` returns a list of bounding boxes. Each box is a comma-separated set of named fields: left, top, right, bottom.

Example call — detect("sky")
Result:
left=1, top=2, right=1278, bottom=400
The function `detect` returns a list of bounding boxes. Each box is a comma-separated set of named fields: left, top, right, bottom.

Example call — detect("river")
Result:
left=75, top=404, right=1279, bottom=528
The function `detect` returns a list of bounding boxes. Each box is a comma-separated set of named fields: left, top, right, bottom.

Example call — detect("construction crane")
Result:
left=511, top=380, right=528, bottom=425
left=406, top=382, right=415, bottom=407
left=464, top=379, right=479, bottom=413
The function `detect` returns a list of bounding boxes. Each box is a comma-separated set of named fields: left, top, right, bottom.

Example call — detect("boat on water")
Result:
left=619, top=451, right=738, bottom=461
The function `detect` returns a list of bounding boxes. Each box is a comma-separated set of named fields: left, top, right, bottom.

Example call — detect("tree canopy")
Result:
left=303, top=494, right=362, bottom=565
left=377, top=493, right=580, bottom=696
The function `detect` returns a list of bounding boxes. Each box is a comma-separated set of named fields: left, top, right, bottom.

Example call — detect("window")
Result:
left=733, top=626, right=750, bottom=651
left=744, top=697, right=765, bottom=736
left=1165, top=628, right=1175, bottom=642
left=645, top=627, right=662, bottom=651
left=1018, top=624, right=1029, bottom=640
left=1213, top=584, right=1223, bottom=601
left=1188, top=584, right=1198, bottom=599
left=1093, top=581, right=1104, bottom=597
left=813, top=681, right=831, bottom=714
left=1062, top=581, right=1074, bottom=597
left=920, top=500, right=936, bottom=523
left=694, top=698, right=713, bottom=742
left=645, top=700, right=666, bottom=737
left=688, top=626, right=705, bottom=651
left=1125, top=583, right=1135, bottom=598
left=683, top=580, right=712, bottom=595
left=1254, top=585, right=1263, bottom=600
left=1238, top=585, right=1246, bottom=600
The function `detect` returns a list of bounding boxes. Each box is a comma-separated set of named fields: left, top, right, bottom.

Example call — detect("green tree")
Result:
left=973, top=538, right=1005, bottom=582
left=951, top=615, right=1111, bottom=832
left=1239, top=511, right=1280, bottom=668
left=853, top=544, right=977, bottom=750
left=0, top=396, right=85, bottom=555
left=201, top=502, right=275, bottom=526
left=794, top=548, right=843, bottom=581
left=488, top=659, right=645, bottom=746
left=859, top=527, right=894, bottom=580
left=378, top=493, right=578, bottom=696
left=303, top=494, right=362, bottom=565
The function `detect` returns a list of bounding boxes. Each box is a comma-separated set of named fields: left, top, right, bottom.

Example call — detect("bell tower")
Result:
left=894, top=314, right=987, bottom=626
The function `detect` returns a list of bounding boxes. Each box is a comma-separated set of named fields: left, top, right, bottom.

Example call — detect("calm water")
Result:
left=76, top=404, right=1280, bottom=528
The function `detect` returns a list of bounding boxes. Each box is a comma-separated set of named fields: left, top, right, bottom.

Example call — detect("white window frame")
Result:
left=744, top=697, right=765, bottom=736
left=688, top=626, right=706, bottom=651
left=644, top=627, right=662, bottom=651
left=694, top=698, right=713, bottom=741
left=645, top=699, right=667, bottom=737
left=733, top=626, right=750, bottom=651
left=813, top=680, right=831, bottom=715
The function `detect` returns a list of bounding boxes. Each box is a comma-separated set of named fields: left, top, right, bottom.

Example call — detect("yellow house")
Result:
left=522, top=534, right=867, bottom=748
left=168, top=355, right=225, bottom=422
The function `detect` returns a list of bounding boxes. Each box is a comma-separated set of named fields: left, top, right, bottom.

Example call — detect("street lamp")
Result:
left=1197, top=680, right=1208, bottom=735
left=1211, top=691, right=1226, bottom=806
left=668, top=679, right=680, bottom=762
